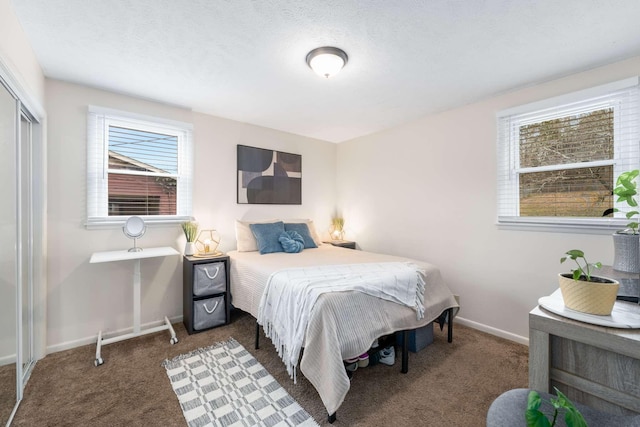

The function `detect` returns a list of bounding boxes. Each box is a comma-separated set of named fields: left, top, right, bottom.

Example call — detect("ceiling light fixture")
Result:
left=306, top=46, right=348, bottom=79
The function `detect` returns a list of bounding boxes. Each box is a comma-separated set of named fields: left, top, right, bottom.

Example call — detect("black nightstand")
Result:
left=183, top=254, right=230, bottom=334
left=324, top=240, right=356, bottom=250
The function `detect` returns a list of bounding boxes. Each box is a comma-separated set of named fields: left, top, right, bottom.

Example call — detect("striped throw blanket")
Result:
left=257, top=262, right=426, bottom=381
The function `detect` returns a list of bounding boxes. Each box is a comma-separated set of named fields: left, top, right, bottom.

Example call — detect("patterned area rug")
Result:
left=163, top=338, right=319, bottom=427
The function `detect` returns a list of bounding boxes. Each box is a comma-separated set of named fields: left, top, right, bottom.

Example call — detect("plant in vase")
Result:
left=181, top=221, right=198, bottom=256
left=558, top=249, right=618, bottom=315
left=612, top=169, right=640, bottom=273
left=330, top=217, right=345, bottom=240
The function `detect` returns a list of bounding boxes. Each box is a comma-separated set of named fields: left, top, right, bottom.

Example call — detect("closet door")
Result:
left=20, top=111, right=35, bottom=385
left=0, top=82, right=17, bottom=426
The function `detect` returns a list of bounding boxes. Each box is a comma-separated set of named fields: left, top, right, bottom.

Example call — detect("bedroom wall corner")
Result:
left=336, top=55, right=640, bottom=341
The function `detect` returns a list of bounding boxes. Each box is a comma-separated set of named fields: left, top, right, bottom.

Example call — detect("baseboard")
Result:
left=0, top=353, right=16, bottom=366
left=454, top=316, right=529, bottom=346
left=45, top=314, right=528, bottom=353
left=46, top=315, right=184, bottom=355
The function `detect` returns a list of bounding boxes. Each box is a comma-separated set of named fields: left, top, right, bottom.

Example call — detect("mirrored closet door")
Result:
left=0, top=71, right=40, bottom=426
left=0, top=76, right=18, bottom=427
left=19, top=109, right=36, bottom=392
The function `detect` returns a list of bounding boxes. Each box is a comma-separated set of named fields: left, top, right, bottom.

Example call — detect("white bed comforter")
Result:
left=258, top=262, right=426, bottom=381
left=228, top=245, right=459, bottom=415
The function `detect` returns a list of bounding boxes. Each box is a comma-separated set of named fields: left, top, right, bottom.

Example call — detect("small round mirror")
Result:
left=123, top=216, right=146, bottom=251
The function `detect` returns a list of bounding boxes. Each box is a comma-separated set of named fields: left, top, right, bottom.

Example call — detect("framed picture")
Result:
left=237, top=145, right=302, bottom=204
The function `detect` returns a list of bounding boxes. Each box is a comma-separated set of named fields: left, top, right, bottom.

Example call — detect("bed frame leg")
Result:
left=328, top=412, right=336, bottom=423
left=401, top=329, right=409, bottom=374
left=447, top=308, right=453, bottom=343
left=255, top=322, right=260, bottom=349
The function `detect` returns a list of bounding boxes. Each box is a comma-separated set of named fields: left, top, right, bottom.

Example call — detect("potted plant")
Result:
left=330, top=217, right=345, bottom=240
left=181, top=221, right=198, bottom=256
left=559, top=249, right=618, bottom=315
left=612, top=169, right=640, bottom=273
left=526, top=388, right=587, bottom=427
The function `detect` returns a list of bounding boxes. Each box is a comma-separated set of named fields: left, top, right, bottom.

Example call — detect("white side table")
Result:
left=90, top=246, right=180, bottom=366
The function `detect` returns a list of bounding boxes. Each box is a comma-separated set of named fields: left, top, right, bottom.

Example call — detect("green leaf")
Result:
left=627, top=169, right=640, bottom=180
left=572, top=270, right=581, bottom=281
left=593, top=262, right=602, bottom=269
left=525, top=409, right=551, bottom=427
left=527, top=391, right=542, bottom=411
left=626, top=211, right=639, bottom=219
left=564, top=407, right=588, bottom=427
left=552, top=389, right=568, bottom=407
left=565, top=249, right=584, bottom=259
left=554, top=389, right=588, bottom=427
left=560, top=257, right=567, bottom=264
left=616, top=189, right=635, bottom=197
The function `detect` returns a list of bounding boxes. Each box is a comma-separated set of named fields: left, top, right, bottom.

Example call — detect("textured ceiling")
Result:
left=11, top=0, right=640, bottom=143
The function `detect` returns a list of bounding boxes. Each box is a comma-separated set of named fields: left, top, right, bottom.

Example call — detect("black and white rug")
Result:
left=163, top=338, right=319, bottom=427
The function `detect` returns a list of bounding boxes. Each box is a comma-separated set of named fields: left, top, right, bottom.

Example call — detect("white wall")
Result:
left=0, top=0, right=44, bottom=105
left=337, top=56, right=640, bottom=342
left=45, top=79, right=336, bottom=351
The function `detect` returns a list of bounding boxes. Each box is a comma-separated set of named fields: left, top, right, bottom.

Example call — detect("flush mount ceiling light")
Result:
left=306, top=46, right=348, bottom=79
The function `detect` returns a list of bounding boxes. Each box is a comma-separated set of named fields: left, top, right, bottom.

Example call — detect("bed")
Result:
left=228, top=220, right=459, bottom=421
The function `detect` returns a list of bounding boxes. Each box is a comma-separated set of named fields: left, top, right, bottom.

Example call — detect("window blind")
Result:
left=497, top=78, right=640, bottom=230
left=87, top=106, right=193, bottom=227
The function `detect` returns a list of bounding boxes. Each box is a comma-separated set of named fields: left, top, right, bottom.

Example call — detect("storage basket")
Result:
left=193, top=295, right=226, bottom=330
left=193, top=262, right=226, bottom=296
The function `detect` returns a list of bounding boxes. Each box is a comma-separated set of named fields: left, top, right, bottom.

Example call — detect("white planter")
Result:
left=184, top=242, right=197, bottom=256
left=612, top=232, right=640, bottom=273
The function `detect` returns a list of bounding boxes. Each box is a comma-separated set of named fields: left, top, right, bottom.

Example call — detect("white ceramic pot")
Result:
left=184, top=242, right=197, bottom=256
left=558, top=273, right=619, bottom=315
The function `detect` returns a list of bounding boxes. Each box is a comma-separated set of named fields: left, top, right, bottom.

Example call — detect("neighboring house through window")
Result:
left=87, top=106, right=193, bottom=227
left=497, top=77, right=640, bottom=232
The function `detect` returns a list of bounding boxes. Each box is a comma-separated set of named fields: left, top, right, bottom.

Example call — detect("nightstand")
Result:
left=324, top=240, right=356, bottom=250
left=183, top=254, right=230, bottom=334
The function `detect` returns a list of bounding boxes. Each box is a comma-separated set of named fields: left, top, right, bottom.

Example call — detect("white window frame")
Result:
left=497, top=77, right=640, bottom=234
left=86, top=106, right=193, bottom=228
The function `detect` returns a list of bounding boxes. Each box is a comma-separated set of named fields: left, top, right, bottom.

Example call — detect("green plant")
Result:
left=526, top=388, right=587, bottom=427
left=613, top=169, right=639, bottom=234
left=331, top=217, right=344, bottom=231
left=560, top=249, right=601, bottom=282
left=181, top=221, right=198, bottom=242
left=330, top=217, right=345, bottom=240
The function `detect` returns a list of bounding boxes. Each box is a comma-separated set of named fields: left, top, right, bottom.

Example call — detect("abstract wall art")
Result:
left=237, top=145, right=302, bottom=204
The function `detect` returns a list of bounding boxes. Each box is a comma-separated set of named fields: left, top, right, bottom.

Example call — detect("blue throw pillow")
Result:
left=284, top=223, right=318, bottom=249
left=249, top=221, right=285, bottom=254
left=279, top=230, right=304, bottom=253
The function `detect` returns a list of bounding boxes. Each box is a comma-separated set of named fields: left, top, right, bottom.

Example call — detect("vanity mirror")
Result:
left=123, top=216, right=146, bottom=252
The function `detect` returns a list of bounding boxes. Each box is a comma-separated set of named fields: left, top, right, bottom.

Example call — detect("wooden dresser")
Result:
left=529, top=305, right=640, bottom=416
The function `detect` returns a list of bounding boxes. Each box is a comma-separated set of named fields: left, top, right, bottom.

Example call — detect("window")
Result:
left=497, top=77, right=640, bottom=231
left=87, top=106, right=193, bottom=227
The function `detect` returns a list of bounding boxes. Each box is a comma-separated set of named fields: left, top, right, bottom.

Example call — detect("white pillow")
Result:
left=283, top=219, right=323, bottom=247
left=235, top=219, right=279, bottom=252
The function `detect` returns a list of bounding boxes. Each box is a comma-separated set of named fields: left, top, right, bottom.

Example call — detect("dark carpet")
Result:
left=12, top=310, right=528, bottom=426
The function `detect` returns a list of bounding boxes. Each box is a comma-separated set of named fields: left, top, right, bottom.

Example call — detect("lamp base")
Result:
left=128, top=247, right=143, bottom=252
left=192, top=251, right=223, bottom=258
